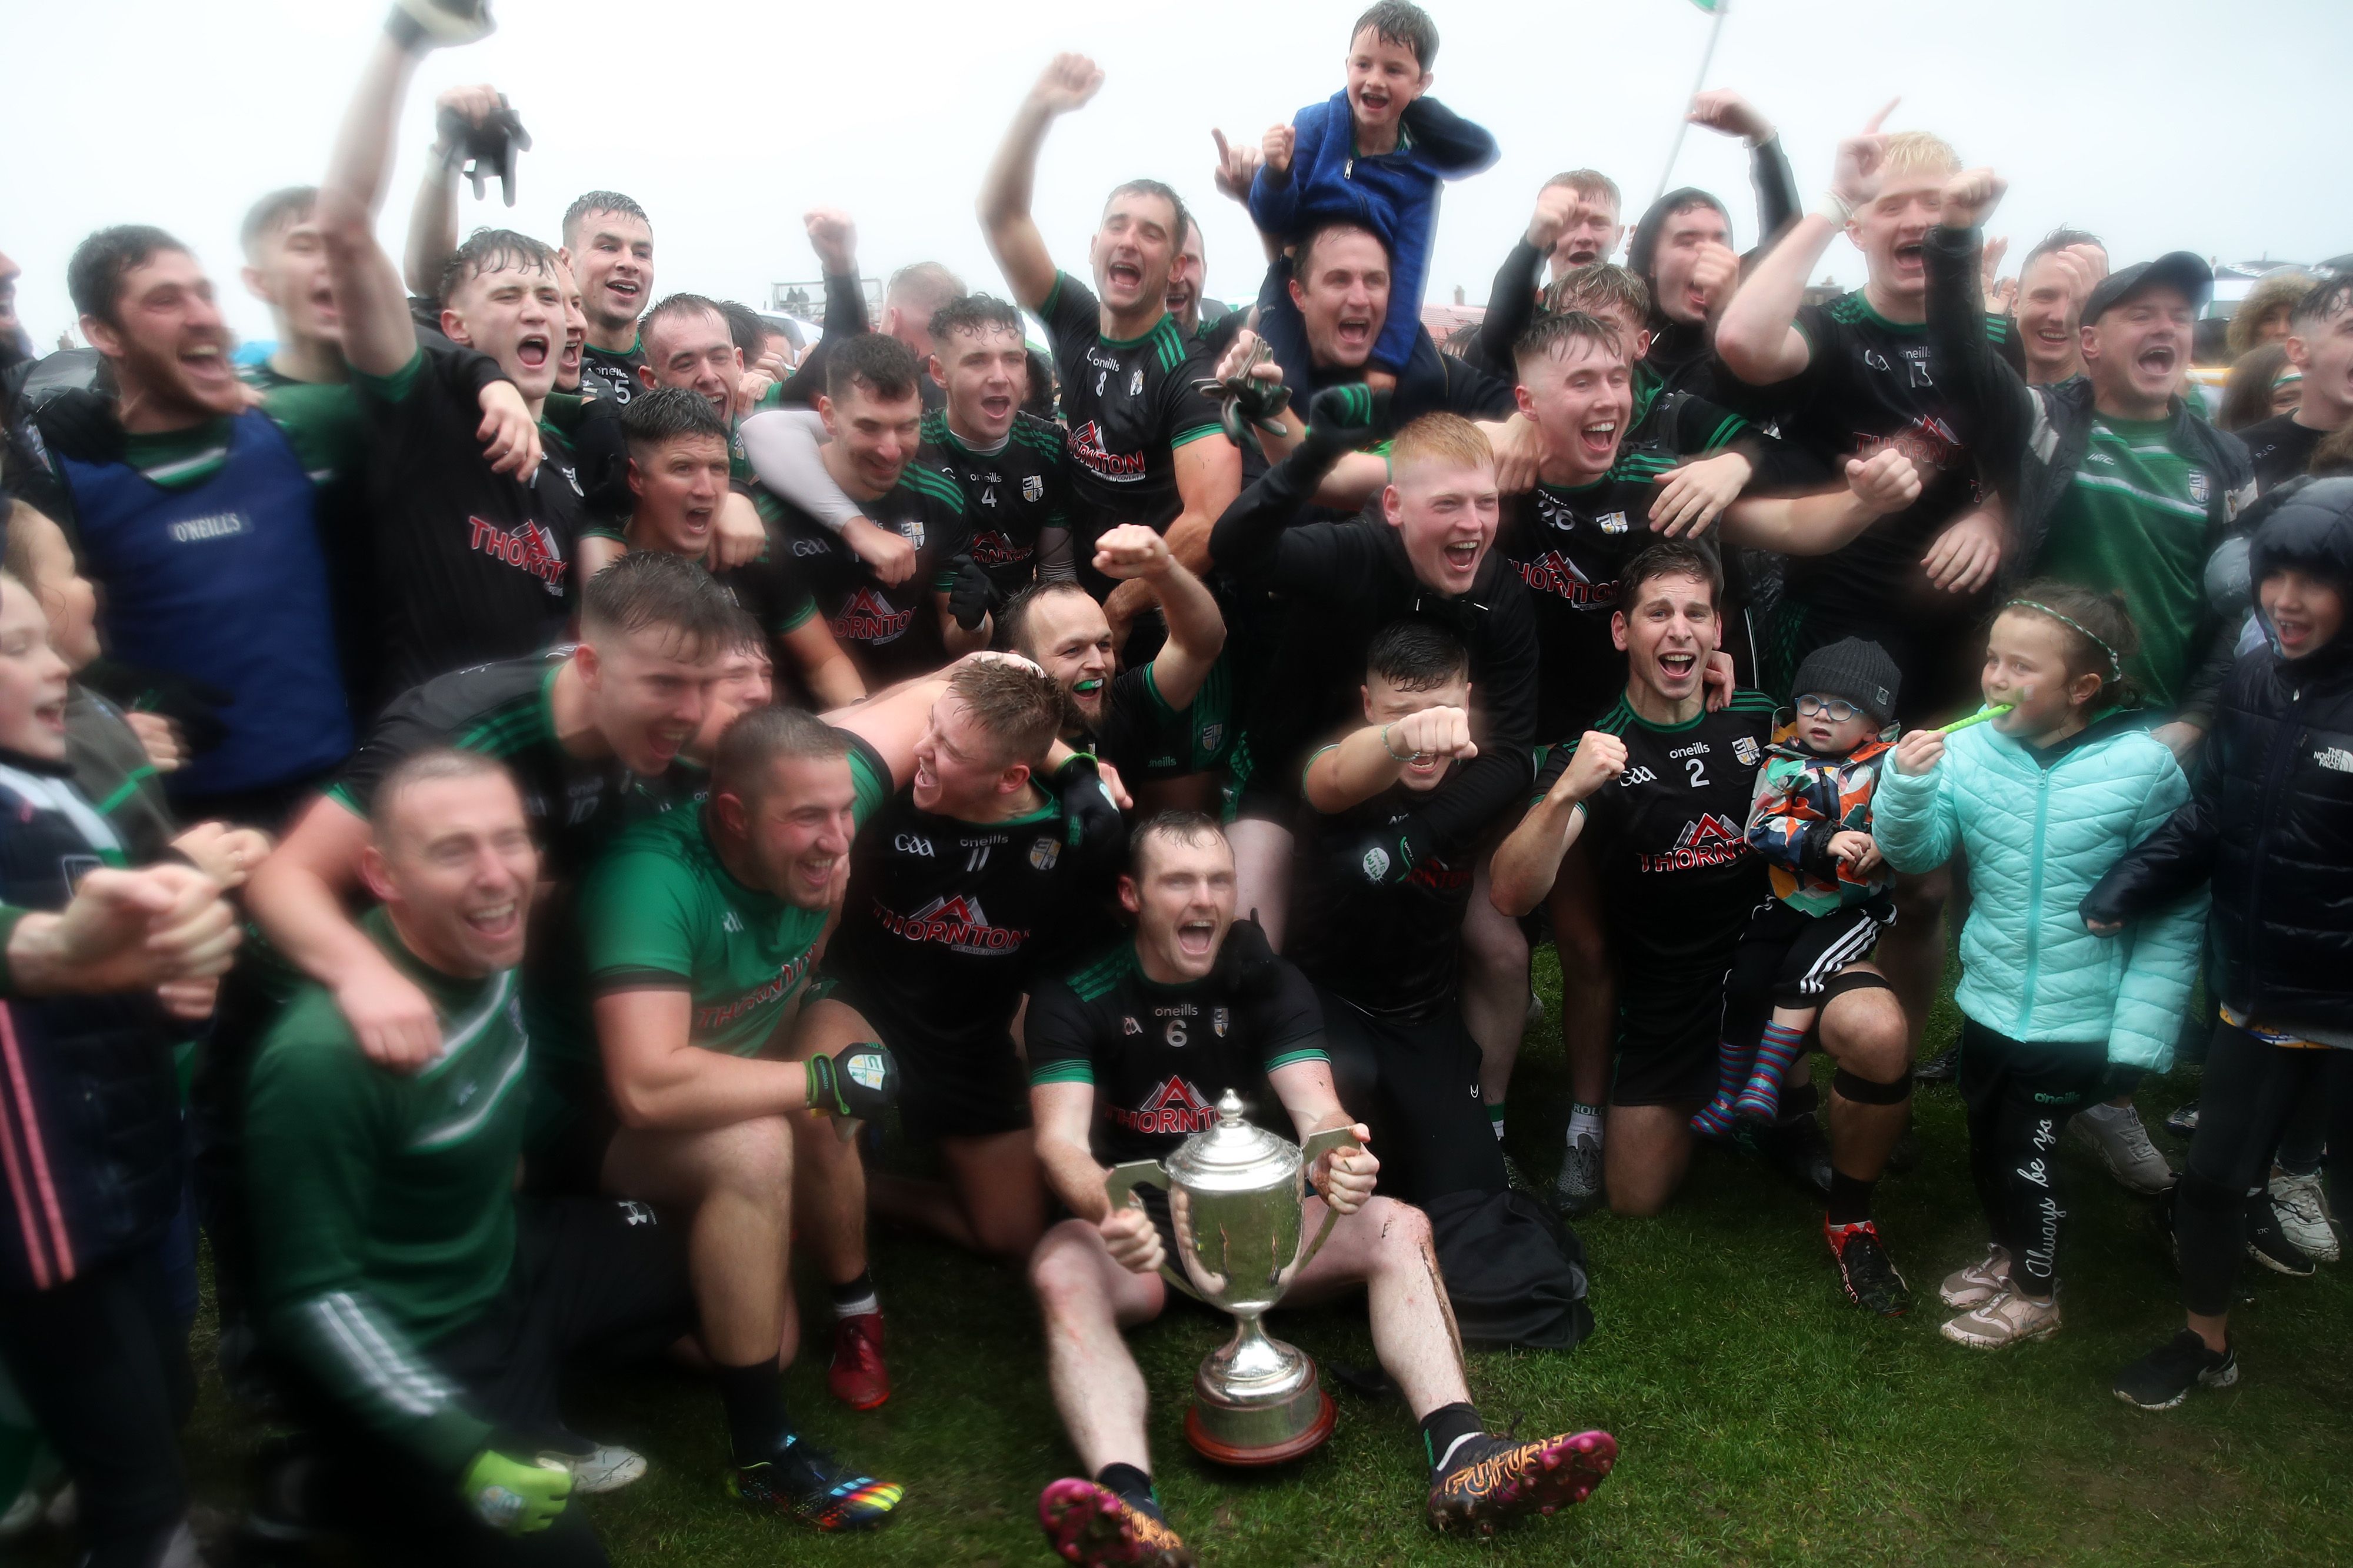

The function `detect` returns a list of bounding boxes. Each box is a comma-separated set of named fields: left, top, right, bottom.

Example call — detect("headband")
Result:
left=2006, top=599, right=2123, bottom=682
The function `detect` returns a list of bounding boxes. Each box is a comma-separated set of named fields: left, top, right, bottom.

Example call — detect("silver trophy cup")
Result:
left=1103, top=1089, right=1361, bottom=1464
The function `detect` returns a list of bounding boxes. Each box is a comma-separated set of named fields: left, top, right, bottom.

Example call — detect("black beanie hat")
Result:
left=1791, top=638, right=1901, bottom=724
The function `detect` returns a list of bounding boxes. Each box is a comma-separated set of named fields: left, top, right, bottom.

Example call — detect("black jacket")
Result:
left=2082, top=478, right=2353, bottom=1029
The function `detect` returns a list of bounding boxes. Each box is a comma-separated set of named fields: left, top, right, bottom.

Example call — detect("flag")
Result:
left=1688, top=0, right=1727, bottom=12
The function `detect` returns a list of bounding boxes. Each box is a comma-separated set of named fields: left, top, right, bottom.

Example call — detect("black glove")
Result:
left=946, top=553, right=996, bottom=631
left=79, top=661, right=233, bottom=756
left=1215, top=916, right=1284, bottom=1002
left=1336, top=813, right=1435, bottom=888
left=1052, top=752, right=1124, bottom=858
left=1294, top=383, right=1392, bottom=472
left=1231, top=373, right=1292, bottom=430
left=805, top=1042, right=898, bottom=1121
left=435, top=95, right=531, bottom=206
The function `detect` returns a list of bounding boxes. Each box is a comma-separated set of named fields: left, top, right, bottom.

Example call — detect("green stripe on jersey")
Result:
left=1263, top=1047, right=1330, bottom=1073
left=1067, top=942, right=1141, bottom=1003
left=1029, top=1060, right=1095, bottom=1086
left=902, top=465, right=966, bottom=510
left=1170, top=423, right=1224, bottom=449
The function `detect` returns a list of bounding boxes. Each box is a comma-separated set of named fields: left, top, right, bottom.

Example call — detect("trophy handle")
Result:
left=1293, top=1125, right=1365, bottom=1277
left=1102, top=1159, right=1192, bottom=1296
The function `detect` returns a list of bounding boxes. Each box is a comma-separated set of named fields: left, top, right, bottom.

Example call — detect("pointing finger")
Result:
left=1864, top=96, right=1899, bottom=134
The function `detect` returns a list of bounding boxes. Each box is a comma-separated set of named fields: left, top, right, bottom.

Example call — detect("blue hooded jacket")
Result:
left=1248, top=89, right=1498, bottom=372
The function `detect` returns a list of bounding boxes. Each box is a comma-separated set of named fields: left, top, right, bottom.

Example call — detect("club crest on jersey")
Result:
left=1029, top=836, right=1062, bottom=871
left=1022, top=473, right=1045, bottom=502
left=2188, top=469, right=2211, bottom=505
left=872, top=893, right=1029, bottom=953
left=1598, top=511, right=1629, bottom=535
left=831, top=586, right=914, bottom=645
left=1112, top=1076, right=1218, bottom=1137
left=1638, top=812, right=1749, bottom=873
left=1129, top=369, right=1144, bottom=397
left=1213, top=1007, right=1229, bottom=1037
left=1732, top=735, right=1761, bottom=766
left=1197, top=723, right=1224, bottom=753
left=899, top=518, right=925, bottom=547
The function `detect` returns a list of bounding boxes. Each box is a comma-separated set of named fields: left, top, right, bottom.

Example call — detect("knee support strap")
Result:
left=1820, top=968, right=1894, bottom=1005
left=1832, top=1065, right=1911, bottom=1106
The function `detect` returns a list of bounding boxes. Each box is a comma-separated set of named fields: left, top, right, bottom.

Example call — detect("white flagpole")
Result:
left=1654, top=0, right=1731, bottom=203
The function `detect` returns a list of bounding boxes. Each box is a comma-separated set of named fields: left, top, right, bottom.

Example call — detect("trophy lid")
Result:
left=1165, top=1089, right=1301, bottom=1196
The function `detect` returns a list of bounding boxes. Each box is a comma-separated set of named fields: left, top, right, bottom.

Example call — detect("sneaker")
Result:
left=1425, top=1429, right=1617, bottom=1534
left=1500, top=1150, right=1536, bottom=1197
left=732, top=1436, right=902, bottom=1531
left=2070, top=1104, right=2175, bottom=1195
left=1038, top=1479, right=1194, bottom=1567
left=1939, top=1288, right=2061, bottom=1349
left=2113, top=1329, right=2239, bottom=1410
left=1913, top=1041, right=1961, bottom=1083
left=2163, top=1100, right=2199, bottom=1139
left=2269, top=1169, right=2340, bottom=1263
left=1939, top=1245, right=2011, bottom=1309
left=828, top=1312, right=891, bottom=1410
left=1825, top=1219, right=1911, bottom=1316
left=1554, top=1132, right=1604, bottom=1218
left=1744, top=1112, right=1834, bottom=1199
left=562, top=1444, right=647, bottom=1495
left=2244, top=1193, right=2317, bottom=1277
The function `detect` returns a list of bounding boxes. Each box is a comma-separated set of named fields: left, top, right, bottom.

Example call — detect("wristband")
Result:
left=1812, top=190, right=1856, bottom=228
left=1379, top=725, right=1413, bottom=763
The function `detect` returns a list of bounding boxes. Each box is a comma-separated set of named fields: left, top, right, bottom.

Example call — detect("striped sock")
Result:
left=1735, top=1022, right=1809, bottom=1120
left=1691, top=1033, right=1753, bottom=1137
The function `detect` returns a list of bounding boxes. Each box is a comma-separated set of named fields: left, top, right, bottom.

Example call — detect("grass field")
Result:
left=21, top=950, right=2353, bottom=1566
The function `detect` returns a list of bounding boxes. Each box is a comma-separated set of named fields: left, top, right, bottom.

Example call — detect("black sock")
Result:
left=1827, top=1170, right=1876, bottom=1226
left=1779, top=1080, right=1820, bottom=1121
left=714, top=1360, right=791, bottom=1462
left=1419, top=1402, right=1485, bottom=1474
left=830, top=1270, right=879, bottom=1317
left=1094, top=1462, right=1160, bottom=1520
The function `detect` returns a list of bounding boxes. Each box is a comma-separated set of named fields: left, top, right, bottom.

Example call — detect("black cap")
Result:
left=2083, top=252, right=2213, bottom=325
left=1791, top=638, right=1901, bottom=725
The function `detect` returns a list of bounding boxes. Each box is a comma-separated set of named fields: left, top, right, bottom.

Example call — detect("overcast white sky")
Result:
left=5, top=0, right=2346, bottom=347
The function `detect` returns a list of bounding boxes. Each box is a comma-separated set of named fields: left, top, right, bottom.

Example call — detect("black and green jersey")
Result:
left=1497, top=478, right=1674, bottom=739
left=2033, top=413, right=2245, bottom=710
left=581, top=529, right=821, bottom=648
left=1026, top=936, right=1325, bottom=1166
left=581, top=741, right=891, bottom=1057
left=579, top=335, right=645, bottom=406
left=769, top=459, right=971, bottom=684
left=352, top=348, right=591, bottom=708
left=1762, top=292, right=2007, bottom=625
left=1607, top=362, right=1752, bottom=488
left=1083, top=655, right=1235, bottom=781
left=245, top=909, right=527, bottom=1474
left=921, top=408, right=1069, bottom=600
left=1287, top=772, right=1485, bottom=1023
left=1534, top=690, right=1776, bottom=982
left=1035, top=271, right=1224, bottom=599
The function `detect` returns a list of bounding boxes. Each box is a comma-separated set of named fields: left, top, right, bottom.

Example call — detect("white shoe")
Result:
left=564, top=1443, right=648, bottom=1494
left=2270, top=1169, right=2340, bottom=1263
left=1941, top=1289, right=2062, bottom=1350
left=2070, top=1104, right=2175, bottom=1195
left=1939, top=1245, right=2011, bottom=1309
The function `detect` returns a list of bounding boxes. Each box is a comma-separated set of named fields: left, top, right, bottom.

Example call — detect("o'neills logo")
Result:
left=831, top=586, right=913, bottom=645
left=1068, top=420, right=1146, bottom=483
left=1512, top=550, right=1615, bottom=609
left=1114, top=1076, right=1217, bottom=1137
left=873, top=893, right=1028, bottom=955
left=695, top=953, right=809, bottom=1033
left=1638, top=813, right=1748, bottom=873
left=970, top=529, right=1032, bottom=568
left=469, top=516, right=568, bottom=593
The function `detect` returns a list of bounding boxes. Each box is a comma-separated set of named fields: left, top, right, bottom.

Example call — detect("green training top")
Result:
left=2034, top=413, right=2218, bottom=710
left=244, top=909, right=527, bottom=1476
left=580, top=741, right=892, bottom=1056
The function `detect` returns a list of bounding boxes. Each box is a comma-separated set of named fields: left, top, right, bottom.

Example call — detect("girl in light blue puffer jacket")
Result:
left=1875, top=583, right=2207, bottom=1352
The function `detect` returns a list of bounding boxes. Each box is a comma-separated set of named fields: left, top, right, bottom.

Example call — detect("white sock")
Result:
left=1567, top=1105, right=1604, bottom=1147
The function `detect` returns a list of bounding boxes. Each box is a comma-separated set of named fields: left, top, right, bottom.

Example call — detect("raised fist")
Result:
left=1032, top=54, right=1104, bottom=116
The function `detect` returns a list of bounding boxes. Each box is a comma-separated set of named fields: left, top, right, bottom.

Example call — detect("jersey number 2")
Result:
left=1685, top=756, right=1709, bottom=788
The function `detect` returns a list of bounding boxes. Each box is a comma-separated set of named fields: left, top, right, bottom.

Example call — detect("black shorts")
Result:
left=1609, top=967, right=1729, bottom=1108
left=819, top=974, right=1031, bottom=1146
left=1316, top=990, right=1505, bottom=1205
left=1730, top=896, right=1895, bottom=1015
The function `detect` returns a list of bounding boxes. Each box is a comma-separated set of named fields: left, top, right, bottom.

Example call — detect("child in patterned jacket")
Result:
left=1693, top=638, right=1902, bottom=1137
